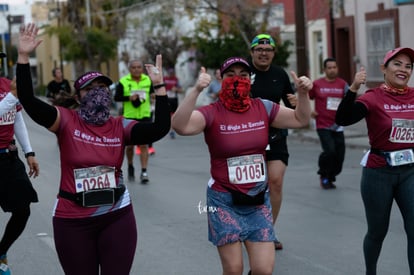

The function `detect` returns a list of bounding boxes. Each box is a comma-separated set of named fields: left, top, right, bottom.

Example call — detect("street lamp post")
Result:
left=6, top=14, right=12, bottom=78
left=49, top=1, right=64, bottom=74
left=56, top=1, right=63, bottom=72
left=6, top=14, right=24, bottom=78
left=0, top=4, right=8, bottom=77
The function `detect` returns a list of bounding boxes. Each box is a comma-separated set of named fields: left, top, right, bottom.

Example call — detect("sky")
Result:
left=0, top=0, right=31, bottom=4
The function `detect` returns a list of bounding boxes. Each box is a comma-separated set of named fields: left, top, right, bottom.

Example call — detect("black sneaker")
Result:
left=140, top=171, right=149, bottom=183
left=320, top=178, right=337, bottom=189
left=274, top=240, right=283, bottom=250
left=128, top=165, right=135, bottom=181
left=320, top=177, right=332, bottom=189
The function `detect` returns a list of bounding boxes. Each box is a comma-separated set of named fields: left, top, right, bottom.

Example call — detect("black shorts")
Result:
left=265, top=135, right=289, bottom=165
left=0, top=154, right=38, bottom=212
left=168, top=97, right=178, bottom=113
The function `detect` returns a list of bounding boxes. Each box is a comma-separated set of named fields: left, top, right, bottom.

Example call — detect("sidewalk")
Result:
left=291, top=119, right=369, bottom=150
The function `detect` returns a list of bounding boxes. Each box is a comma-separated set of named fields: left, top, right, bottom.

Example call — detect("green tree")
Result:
left=182, top=0, right=292, bottom=69
left=45, top=0, right=132, bottom=75
left=140, top=6, right=185, bottom=69
left=117, top=1, right=187, bottom=71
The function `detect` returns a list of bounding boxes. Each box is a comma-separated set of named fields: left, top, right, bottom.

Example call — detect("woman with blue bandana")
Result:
left=15, top=23, right=170, bottom=275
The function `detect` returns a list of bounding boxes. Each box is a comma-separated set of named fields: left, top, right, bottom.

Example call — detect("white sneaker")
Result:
left=140, top=172, right=149, bottom=183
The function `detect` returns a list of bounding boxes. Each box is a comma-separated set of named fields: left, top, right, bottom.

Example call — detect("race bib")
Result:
left=389, top=119, right=414, bottom=143
left=73, top=166, right=116, bottom=193
left=326, top=97, right=341, bottom=111
left=167, top=90, right=177, bottom=98
left=131, top=90, right=147, bottom=101
left=227, top=154, right=266, bottom=184
left=0, top=108, right=16, bottom=125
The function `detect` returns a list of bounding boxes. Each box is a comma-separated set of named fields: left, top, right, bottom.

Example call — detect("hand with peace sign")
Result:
left=145, top=54, right=164, bottom=87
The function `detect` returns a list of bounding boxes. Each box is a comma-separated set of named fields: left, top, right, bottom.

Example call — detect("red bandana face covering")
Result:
left=219, top=76, right=252, bottom=112
left=381, top=83, right=409, bottom=95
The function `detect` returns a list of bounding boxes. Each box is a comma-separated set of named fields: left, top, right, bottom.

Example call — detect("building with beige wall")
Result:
left=31, top=1, right=119, bottom=95
left=29, top=0, right=414, bottom=95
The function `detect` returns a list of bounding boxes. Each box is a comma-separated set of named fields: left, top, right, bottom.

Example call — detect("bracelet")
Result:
left=25, top=152, right=35, bottom=158
left=153, top=83, right=166, bottom=90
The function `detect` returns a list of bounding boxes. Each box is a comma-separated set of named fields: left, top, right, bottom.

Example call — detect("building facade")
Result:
left=23, top=0, right=414, bottom=93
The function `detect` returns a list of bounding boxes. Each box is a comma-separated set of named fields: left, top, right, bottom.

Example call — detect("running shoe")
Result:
left=0, top=255, right=10, bottom=275
left=274, top=240, right=283, bottom=250
left=148, top=147, right=156, bottom=155
left=128, top=165, right=135, bottom=181
left=140, top=171, right=149, bottom=183
left=320, top=177, right=333, bottom=189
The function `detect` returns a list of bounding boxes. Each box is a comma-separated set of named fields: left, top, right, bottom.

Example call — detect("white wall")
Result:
left=344, top=0, right=414, bottom=86
left=307, top=18, right=328, bottom=81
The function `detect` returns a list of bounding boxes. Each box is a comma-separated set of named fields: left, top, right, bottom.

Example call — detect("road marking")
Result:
left=36, top=233, right=56, bottom=251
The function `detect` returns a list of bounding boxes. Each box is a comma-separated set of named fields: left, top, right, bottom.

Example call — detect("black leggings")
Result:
left=53, top=205, right=137, bottom=275
left=0, top=206, right=31, bottom=256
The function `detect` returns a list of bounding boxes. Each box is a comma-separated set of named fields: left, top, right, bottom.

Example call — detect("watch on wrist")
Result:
left=153, top=83, right=166, bottom=90
left=25, top=152, right=35, bottom=158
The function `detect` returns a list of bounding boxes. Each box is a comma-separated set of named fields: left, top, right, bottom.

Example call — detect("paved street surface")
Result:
left=0, top=112, right=409, bottom=275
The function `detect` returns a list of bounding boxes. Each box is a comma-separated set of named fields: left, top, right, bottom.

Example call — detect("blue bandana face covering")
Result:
left=78, top=86, right=111, bottom=125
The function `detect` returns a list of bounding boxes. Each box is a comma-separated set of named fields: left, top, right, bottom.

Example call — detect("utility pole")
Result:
left=295, top=0, right=308, bottom=76
left=0, top=4, right=8, bottom=77
left=6, top=14, right=12, bottom=78
left=57, top=0, right=63, bottom=73
left=85, top=0, right=91, bottom=27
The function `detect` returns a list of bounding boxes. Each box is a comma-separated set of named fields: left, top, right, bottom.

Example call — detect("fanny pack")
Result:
left=59, top=184, right=126, bottom=207
left=370, top=148, right=414, bottom=167
left=0, top=142, right=18, bottom=159
left=223, top=185, right=266, bottom=206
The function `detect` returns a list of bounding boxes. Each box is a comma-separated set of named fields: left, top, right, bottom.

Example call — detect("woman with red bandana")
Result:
left=171, top=57, right=312, bottom=275
left=336, top=47, right=414, bottom=275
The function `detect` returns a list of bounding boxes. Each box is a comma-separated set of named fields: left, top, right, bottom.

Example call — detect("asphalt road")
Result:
left=0, top=112, right=409, bottom=275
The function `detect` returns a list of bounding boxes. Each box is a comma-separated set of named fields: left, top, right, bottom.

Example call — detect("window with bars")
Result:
left=366, top=19, right=395, bottom=81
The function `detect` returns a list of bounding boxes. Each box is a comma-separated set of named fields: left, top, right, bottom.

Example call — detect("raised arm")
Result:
left=335, top=67, right=367, bottom=126
left=129, top=55, right=170, bottom=144
left=16, top=23, right=59, bottom=130
left=171, top=67, right=211, bottom=135
left=271, top=71, right=312, bottom=129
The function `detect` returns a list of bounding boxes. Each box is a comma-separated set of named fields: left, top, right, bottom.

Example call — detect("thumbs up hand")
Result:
left=195, top=67, right=211, bottom=92
left=350, top=66, right=366, bottom=93
left=290, top=71, right=313, bottom=94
